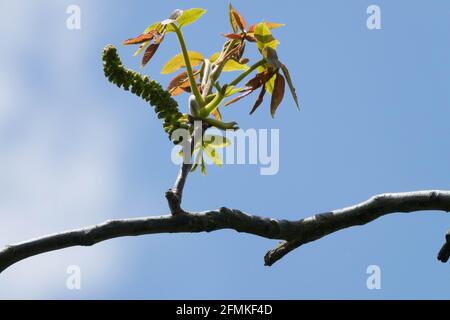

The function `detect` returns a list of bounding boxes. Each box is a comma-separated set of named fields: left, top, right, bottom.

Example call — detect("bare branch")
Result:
left=1, top=190, right=449, bottom=274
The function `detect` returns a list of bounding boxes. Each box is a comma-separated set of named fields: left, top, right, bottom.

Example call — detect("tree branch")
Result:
left=165, top=122, right=206, bottom=215
left=1, top=190, right=449, bottom=274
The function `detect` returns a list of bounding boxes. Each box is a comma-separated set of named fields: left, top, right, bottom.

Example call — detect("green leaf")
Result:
left=254, top=22, right=279, bottom=51
left=133, top=42, right=149, bottom=56
left=161, top=51, right=204, bottom=74
left=203, top=135, right=231, bottom=148
left=222, top=59, right=249, bottom=72
left=224, top=86, right=243, bottom=97
left=201, top=156, right=207, bottom=175
left=209, top=52, right=220, bottom=62
left=143, top=22, right=163, bottom=34
left=281, top=64, right=300, bottom=109
left=177, top=8, right=207, bottom=28
left=203, top=145, right=223, bottom=167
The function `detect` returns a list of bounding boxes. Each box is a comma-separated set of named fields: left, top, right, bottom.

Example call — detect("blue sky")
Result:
left=0, top=0, right=449, bottom=299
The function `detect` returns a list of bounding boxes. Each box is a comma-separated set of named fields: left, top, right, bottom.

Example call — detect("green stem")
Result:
left=229, top=59, right=265, bottom=87
left=199, top=92, right=224, bottom=118
left=172, top=23, right=205, bottom=106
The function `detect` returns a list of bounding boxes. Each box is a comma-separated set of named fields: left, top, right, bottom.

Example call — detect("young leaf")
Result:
left=254, top=23, right=279, bottom=51
left=123, top=30, right=157, bottom=45
left=133, top=42, right=150, bottom=56
left=167, top=70, right=200, bottom=96
left=161, top=51, right=204, bottom=74
left=247, top=22, right=284, bottom=33
left=141, top=43, right=160, bottom=67
left=228, top=3, right=239, bottom=33
left=245, top=69, right=276, bottom=90
left=204, top=145, right=223, bottom=167
left=224, top=90, right=253, bottom=106
left=270, top=73, right=285, bottom=118
left=232, top=10, right=246, bottom=31
left=224, top=33, right=243, bottom=40
left=222, top=59, right=249, bottom=72
left=177, top=8, right=207, bottom=28
left=254, top=23, right=275, bottom=45
left=143, top=22, right=163, bottom=34
left=204, top=135, right=231, bottom=148
left=201, top=156, right=207, bottom=175
left=262, top=47, right=282, bottom=69
left=212, top=108, right=222, bottom=121
left=209, top=52, right=220, bottom=62
left=250, top=85, right=266, bottom=115
left=224, top=86, right=243, bottom=97
left=281, top=64, right=299, bottom=109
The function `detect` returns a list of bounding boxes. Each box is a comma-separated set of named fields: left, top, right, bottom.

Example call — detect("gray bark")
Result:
left=1, top=190, right=449, bottom=274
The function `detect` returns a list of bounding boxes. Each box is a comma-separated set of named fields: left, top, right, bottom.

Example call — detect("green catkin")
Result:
left=102, top=45, right=189, bottom=143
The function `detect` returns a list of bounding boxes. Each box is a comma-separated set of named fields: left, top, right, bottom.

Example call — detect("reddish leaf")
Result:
left=245, top=69, right=276, bottom=90
left=224, top=90, right=253, bottom=106
left=228, top=3, right=239, bottom=33
left=232, top=11, right=247, bottom=31
left=244, top=34, right=257, bottom=42
left=123, top=30, right=157, bottom=45
left=270, top=73, right=285, bottom=118
left=247, top=22, right=284, bottom=33
left=141, top=43, right=160, bottom=67
left=224, top=33, right=243, bottom=40
left=167, top=70, right=200, bottom=96
left=250, top=85, right=266, bottom=115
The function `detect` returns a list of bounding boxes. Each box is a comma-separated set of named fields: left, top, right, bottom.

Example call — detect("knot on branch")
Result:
left=437, top=230, right=450, bottom=263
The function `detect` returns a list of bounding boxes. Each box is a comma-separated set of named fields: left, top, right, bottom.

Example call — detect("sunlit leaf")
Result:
left=203, top=135, right=231, bottom=148
left=224, top=86, right=243, bottom=97
left=232, top=10, right=246, bottom=31
left=224, top=33, right=243, bottom=40
left=222, top=59, right=249, bottom=72
left=281, top=64, right=299, bottom=109
left=270, top=73, right=285, bottom=118
left=167, top=70, right=200, bottom=96
left=265, top=74, right=276, bottom=94
left=224, top=90, right=253, bottom=106
left=201, top=156, right=207, bottom=175
left=133, top=42, right=150, bottom=56
left=141, top=43, right=160, bottom=67
left=123, top=30, right=157, bottom=45
left=143, top=22, right=163, bottom=34
left=247, top=22, right=284, bottom=33
left=161, top=51, right=204, bottom=74
left=254, top=23, right=279, bottom=50
left=209, top=52, right=220, bottom=62
left=250, top=85, right=266, bottom=115
left=204, top=145, right=223, bottom=167
left=245, top=69, right=276, bottom=90
left=211, top=108, right=222, bottom=121
left=254, top=23, right=275, bottom=45
left=177, top=8, right=207, bottom=28
left=228, top=3, right=239, bottom=33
